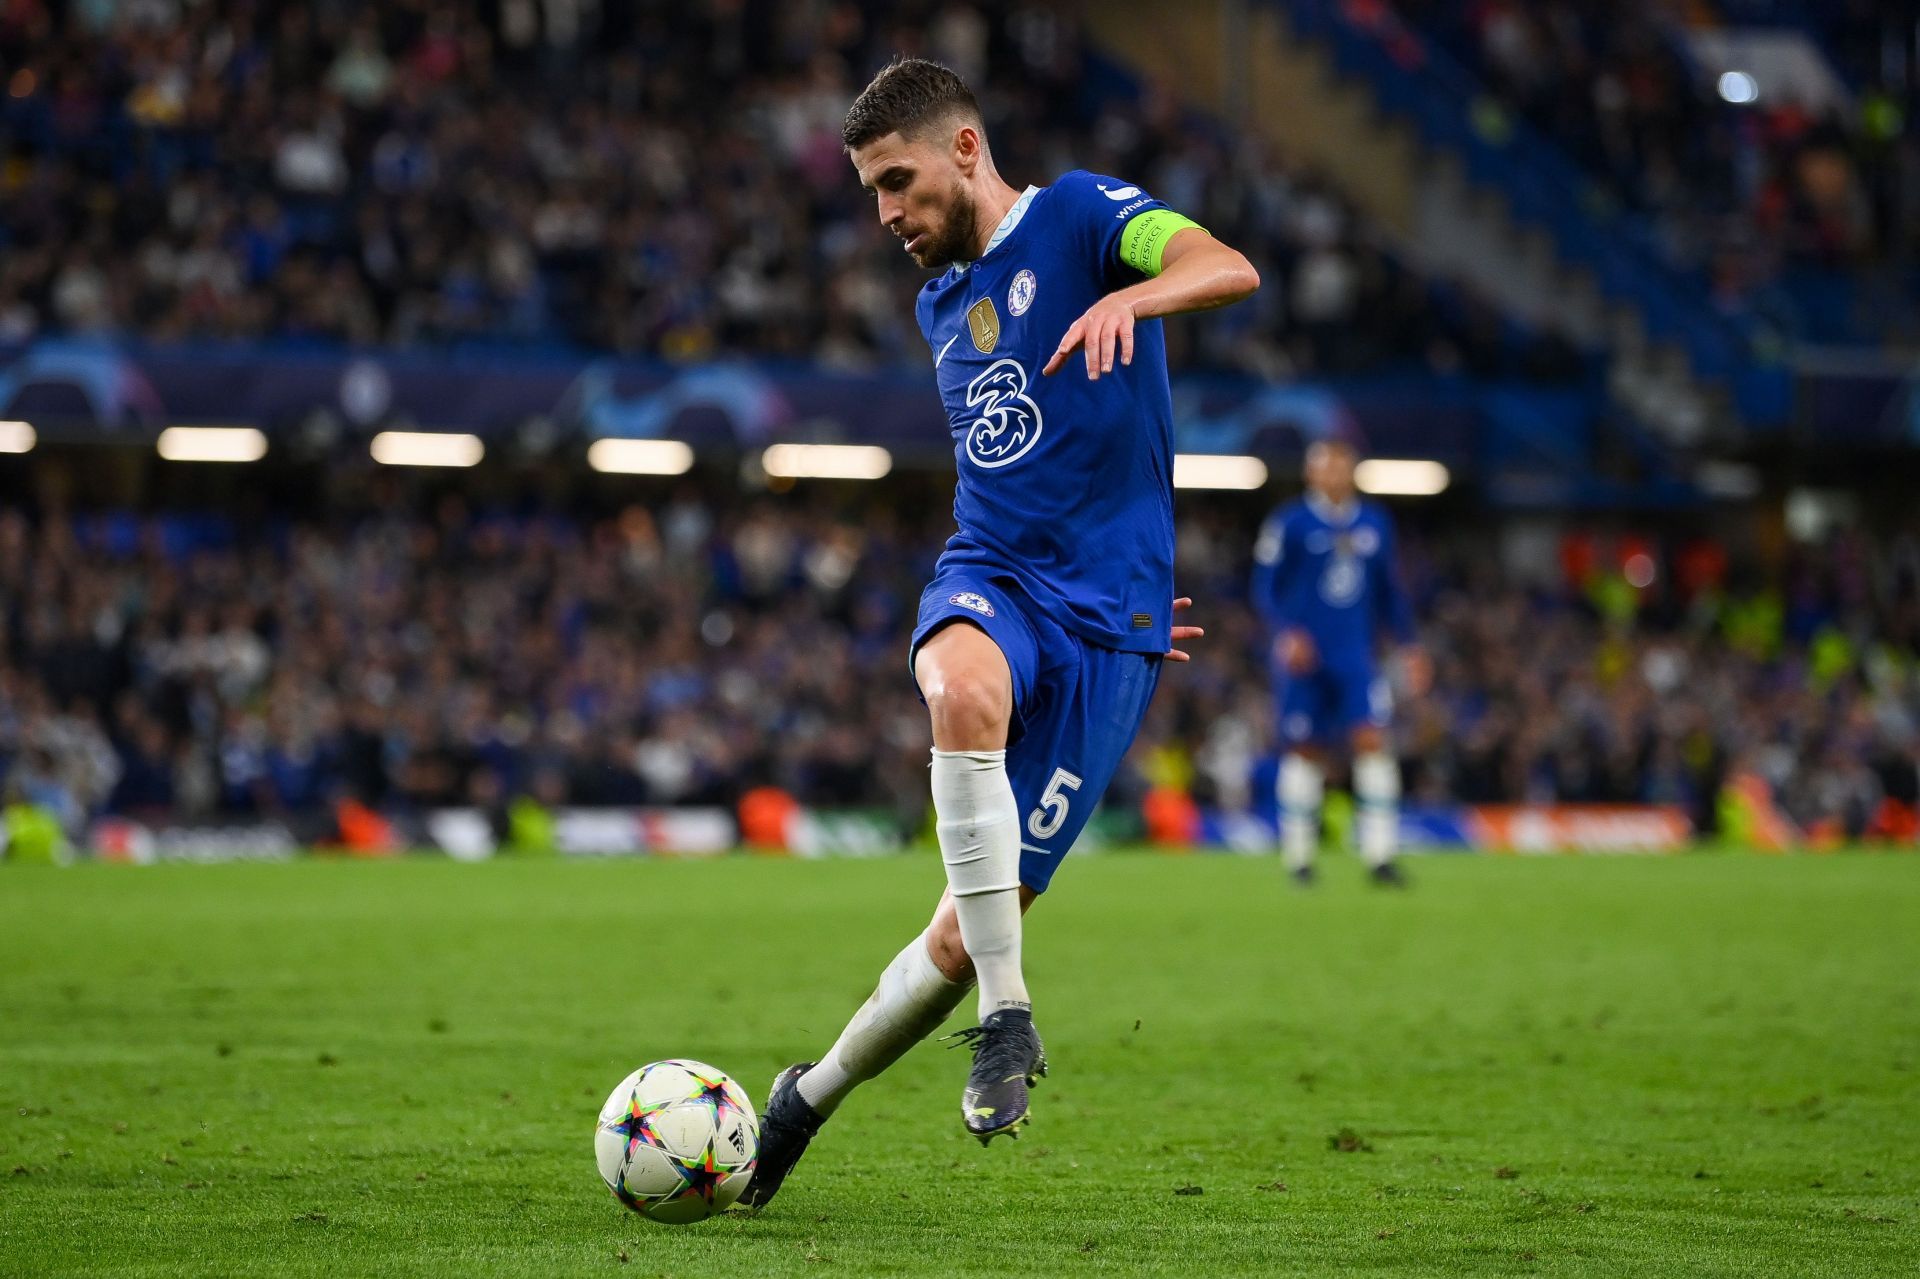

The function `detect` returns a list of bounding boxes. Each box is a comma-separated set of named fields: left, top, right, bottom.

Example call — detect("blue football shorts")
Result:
left=909, top=570, right=1161, bottom=892
left=1275, top=664, right=1391, bottom=747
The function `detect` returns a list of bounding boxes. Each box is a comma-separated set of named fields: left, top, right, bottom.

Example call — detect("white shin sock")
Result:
left=1355, top=750, right=1401, bottom=867
left=796, top=930, right=971, bottom=1117
left=930, top=748, right=1029, bottom=1020
left=1279, top=753, right=1324, bottom=872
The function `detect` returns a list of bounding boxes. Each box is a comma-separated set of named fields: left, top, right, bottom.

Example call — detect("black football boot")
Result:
left=946, top=1008, right=1047, bottom=1144
left=737, top=1062, right=824, bottom=1212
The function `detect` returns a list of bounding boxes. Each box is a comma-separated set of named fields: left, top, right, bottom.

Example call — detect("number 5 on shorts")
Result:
left=1027, top=767, right=1083, bottom=841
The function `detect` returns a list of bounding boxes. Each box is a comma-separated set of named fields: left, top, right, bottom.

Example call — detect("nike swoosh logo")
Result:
left=934, top=334, right=959, bottom=367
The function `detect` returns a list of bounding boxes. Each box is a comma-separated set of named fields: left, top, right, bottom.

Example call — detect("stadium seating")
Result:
left=0, top=0, right=1576, bottom=380
left=1385, top=0, right=1920, bottom=349
left=3, top=502, right=1914, bottom=842
left=0, top=0, right=1914, bottom=850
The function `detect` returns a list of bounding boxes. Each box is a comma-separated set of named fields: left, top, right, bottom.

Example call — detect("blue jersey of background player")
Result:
left=742, top=58, right=1258, bottom=1207
left=1250, top=440, right=1429, bottom=886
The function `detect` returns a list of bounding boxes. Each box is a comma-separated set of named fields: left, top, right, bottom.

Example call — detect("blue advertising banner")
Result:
left=0, top=338, right=1591, bottom=465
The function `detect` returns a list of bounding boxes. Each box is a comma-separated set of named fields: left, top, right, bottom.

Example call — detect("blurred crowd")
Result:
left=3, top=497, right=1917, bottom=844
left=1394, top=0, right=1920, bottom=342
left=1167, top=513, right=1920, bottom=842
left=0, top=0, right=1579, bottom=379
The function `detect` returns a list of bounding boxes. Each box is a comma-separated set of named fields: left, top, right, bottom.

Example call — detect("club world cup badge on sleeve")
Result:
left=967, top=297, right=1000, bottom=354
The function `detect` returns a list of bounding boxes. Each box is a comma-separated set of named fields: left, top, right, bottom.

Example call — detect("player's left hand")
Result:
left=1398, top=645, right=1433, bottom=697
left=1165, top=596, right=1203, bottom=663
left=1043, top=294, right=1137, bottom=381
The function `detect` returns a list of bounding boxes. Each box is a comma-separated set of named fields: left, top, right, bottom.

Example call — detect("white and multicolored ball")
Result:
left=594, top=1059, right=759, bottom=1224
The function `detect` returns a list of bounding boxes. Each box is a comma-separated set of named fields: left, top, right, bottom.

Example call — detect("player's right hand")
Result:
left=1043, top=293, right=1137, bottom=381
left=1275, top=630, right=1317, bottom=673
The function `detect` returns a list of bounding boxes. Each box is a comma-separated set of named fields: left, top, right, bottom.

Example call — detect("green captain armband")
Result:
left=1118, top=209, right=1205, bottom=277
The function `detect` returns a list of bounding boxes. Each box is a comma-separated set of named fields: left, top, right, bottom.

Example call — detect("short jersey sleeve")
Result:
left=913, top=282, right=938, bottom=353
left=1253, top=511, right=1287, bottom=567
left=1248, top=506, right=1294, bottom=631
left=1046, top=170, right=1204, bottom=288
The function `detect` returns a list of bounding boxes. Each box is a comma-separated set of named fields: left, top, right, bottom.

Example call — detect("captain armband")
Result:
left=1117, top=209, right=1205, bottom=277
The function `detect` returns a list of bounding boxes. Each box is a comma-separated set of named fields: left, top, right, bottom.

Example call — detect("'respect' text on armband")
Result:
left=1118, top=209, right=1205, bottom=277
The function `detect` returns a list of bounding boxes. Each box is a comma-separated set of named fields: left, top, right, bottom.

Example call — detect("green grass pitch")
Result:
left=2, top=851, right=1915, bottom=1277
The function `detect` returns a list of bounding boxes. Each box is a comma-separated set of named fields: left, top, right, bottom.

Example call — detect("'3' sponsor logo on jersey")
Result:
left=1319, top=555, right=1363, bottom=607
left=963, top=359, right=1044, bottom=469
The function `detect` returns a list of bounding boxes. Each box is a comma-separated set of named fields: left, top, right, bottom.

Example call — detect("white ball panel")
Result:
left=633, top=1062, right=701, bottom=1108
left=646, top=1102, right=714, bottom=1162
left=713, top=1168, right=753, bottom=1212
left=593, top=1122, right=630, bottom=1187
left=619, top=1142, right=685, bottom=1198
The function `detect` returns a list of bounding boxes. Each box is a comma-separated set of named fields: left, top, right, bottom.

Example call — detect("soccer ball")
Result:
left=594, top=1059, right=759, bottom=1223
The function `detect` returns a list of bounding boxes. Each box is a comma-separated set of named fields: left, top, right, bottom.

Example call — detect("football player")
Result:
left=742, top=57, right=1258, bottom=1209
left=1251, top=439, right=1428, bottom=885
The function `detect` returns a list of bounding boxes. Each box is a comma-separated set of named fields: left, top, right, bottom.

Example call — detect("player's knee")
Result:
left=1354, top=750, right=1400, bottom=801
left=1280, top=752, right=1325, bottom=809
left=924, top=670, right=1010, bottom=749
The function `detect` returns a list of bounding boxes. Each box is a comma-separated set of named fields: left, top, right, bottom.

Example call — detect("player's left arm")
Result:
left=1374, top=514, right=1430, bottom=695
left=1043, top=220, right=1259, bottom=380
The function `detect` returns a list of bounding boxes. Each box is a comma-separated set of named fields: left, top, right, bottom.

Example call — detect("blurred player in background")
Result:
left=1251, top=440, right=1429, bottom=885
left=741, top=58, right=1258, bottom=1209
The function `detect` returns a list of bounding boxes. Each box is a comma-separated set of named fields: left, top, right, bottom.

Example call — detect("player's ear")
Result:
left=951, top=122, right=983, bottom=174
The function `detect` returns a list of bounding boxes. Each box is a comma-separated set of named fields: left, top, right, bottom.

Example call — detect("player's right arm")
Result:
left=1035, top=171, right=1259, bottom=381
left=1045, top=226, right=1261, bottom=380
left=1251, top=510, right=1317, bottom=673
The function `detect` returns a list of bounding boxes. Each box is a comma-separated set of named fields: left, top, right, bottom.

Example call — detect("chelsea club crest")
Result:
left=1007, top=269, right=1037, bottom=317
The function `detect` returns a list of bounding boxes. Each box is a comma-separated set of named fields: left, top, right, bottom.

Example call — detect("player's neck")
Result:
left=967, top=177, right=1023, bottom=260
left=1308, top=489, right=1359, bottom=522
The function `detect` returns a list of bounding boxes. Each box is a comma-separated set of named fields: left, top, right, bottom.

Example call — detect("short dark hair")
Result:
left=842, top=58, right=981, bottom=151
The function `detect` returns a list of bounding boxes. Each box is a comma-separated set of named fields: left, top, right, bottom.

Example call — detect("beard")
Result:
left=912, top=181, right=979, bottom=269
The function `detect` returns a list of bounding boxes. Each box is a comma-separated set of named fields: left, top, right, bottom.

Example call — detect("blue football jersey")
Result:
left=915, top=171, right=1180, bottom=654
left=1250, top=494, right=1415, bottom=669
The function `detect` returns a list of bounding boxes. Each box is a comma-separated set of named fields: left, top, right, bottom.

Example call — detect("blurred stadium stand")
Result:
left=2, top=0, right=1917, bottom=854
left=0, top=0, right=1581, bottom=377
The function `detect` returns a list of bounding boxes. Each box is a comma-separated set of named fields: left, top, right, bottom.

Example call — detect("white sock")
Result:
left=1355, top=750, right=1401, bottom=868
left=930, top=748, right=1028, bottom=1020
left=1279, top=753, right=1323, bottom=872
left=796, top=930, right=971, bottom=1117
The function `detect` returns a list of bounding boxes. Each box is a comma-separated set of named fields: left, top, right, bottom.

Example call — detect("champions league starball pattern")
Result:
left=594, top=1060, right=759, bottom=1224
